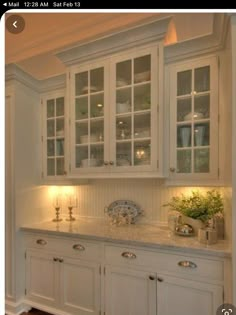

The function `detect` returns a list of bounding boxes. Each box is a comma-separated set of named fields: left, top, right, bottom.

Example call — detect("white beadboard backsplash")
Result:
left=65, top=179, right=225, bottom=224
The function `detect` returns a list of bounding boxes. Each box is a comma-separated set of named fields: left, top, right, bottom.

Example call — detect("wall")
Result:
left=41, top=181, right=225, bottom=226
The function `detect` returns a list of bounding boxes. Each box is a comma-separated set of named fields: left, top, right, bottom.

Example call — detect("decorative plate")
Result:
left=106, top=200, right=143, bottom=224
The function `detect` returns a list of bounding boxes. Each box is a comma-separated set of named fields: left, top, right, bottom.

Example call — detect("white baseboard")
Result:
left=23, top=299, right=72, bottom=315
left=5, top=298, right=31, bottom=315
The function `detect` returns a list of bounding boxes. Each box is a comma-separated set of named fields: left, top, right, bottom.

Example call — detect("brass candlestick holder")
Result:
left=66, top=206, right=76, bottom=221
left=52, top=206, right=62, bottom=222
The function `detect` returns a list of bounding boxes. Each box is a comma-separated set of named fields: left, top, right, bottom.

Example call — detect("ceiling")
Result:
left=5, top=12, right=214, bottom=80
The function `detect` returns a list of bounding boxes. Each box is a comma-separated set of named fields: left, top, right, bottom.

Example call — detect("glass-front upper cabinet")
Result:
left=169, top=57, right=218, bottom=180
left=70, top=46, right=160, bottom=176
left=42, top=92, right=66, bottom=179
left=70, top=62, right=108, bottom=173
left=109, top=46, right=159, bottom=172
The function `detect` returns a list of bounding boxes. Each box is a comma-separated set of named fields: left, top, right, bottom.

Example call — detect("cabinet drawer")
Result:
left=105, top=245, right=223, bottom=281
left=24, top=234, right=102, bottom=261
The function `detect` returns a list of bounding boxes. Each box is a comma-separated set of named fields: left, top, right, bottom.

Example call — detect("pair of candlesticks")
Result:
left=52, top=195, right=77, bottom=222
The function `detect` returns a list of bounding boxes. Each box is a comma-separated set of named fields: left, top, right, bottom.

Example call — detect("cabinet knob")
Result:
left=103, top=161, right=109, bottom=166
left=169, top=167, right=176, bottom=172
left=157, top=277, right=164, bottom=282
left=36, top=239, right=47, bottom=246
left=58, top=258, right=64, bottom=263
left=149, top=275, right=155, bottom=281
left=178, top=261, right=197, bottom=269
left=53, top=257, right=58, bottom=262
left=109, top=161, right=114, bottom=165
left=73, top=244, right=85, bottom=251
left=121, top=251, right=137, bottom=259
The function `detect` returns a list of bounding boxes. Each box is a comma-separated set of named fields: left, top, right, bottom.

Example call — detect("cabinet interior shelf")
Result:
left=116, top=81, right=151, bottom=91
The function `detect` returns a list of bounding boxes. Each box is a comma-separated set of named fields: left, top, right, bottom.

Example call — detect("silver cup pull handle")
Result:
left=36, top=239, right=47, bottom=246
left=73, top=244, right=85, bottom=251
left=178, top=261, right=197, bottom=269
left=121, top=251, right=137, bottom=259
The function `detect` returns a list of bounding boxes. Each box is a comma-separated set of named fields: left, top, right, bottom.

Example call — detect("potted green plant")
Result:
left=163, top=190, right=224, bottom=234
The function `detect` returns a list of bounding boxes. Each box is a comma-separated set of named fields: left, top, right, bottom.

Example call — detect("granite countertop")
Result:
left=21, top=218, right=231, bottom=258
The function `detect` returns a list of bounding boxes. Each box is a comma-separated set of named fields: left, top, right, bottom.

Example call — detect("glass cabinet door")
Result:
left=45, top=96, right=65, bottom=177
left=170, top=58, right=218, bottom=178
left=114, top=52, right=154, bottom=169
left=74, top=66, right=105, bottom=169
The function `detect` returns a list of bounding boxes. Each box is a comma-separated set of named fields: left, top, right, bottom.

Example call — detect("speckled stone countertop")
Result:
left=21, top=218, right=231, bottom=258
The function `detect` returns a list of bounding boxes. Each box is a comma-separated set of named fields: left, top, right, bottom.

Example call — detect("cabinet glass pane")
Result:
left=116, top=60, right=131, bottom=87
left=56, top=97, right=64, bottom=116
left=47, top=159, right=55, bottom=176
left=56, top=158, right=64, bottom=175
left=194, top=66, right=210, bottom=93
left=90, top=144, right=104, bottom=166
left=194, top=148, right=209, bottom=173
left=177, top=98, right=192, bottom=122
left=56, top=118, right=64, bottom=136
left=91, top=93, right=104, bottom=118
left=116, top=88, right=131, bottom=114
left=194, top=122, right=209, bottom=146
left=116, top=142, right=131, bottom=167
left=90, top=120, right=104, bottom=143
left=56, top=139, right=64, bottom=156
left=47, top=140, right=55, bottom=157
left=75, top=71, right=88, bottom=96
left=177, top=150, right=191, bottom=173
left=116, top=116, right=131, bottom=140
left=194, top=94, right=210, bottom=120
left=134, top=140, right=150, bottom=166
left=134, top=83, right=151, bottom=111
left=177, top=125, right=191, bottom=148
left=75, top=97, right=88, bottom=120
left=76, top=122, right=88, bottom=144
left=134, top=113, right=151, bottom=138
left=177, top=70, right=192, bottom=96
left=76, top=146, right=88, bottom=168
left=90, top=67, right=104, bottom=92
left=47, top=99, right=55, bottom=118
left=134, top=55, right=151, bottom=84
left=47, top=120, right=54, bottom=137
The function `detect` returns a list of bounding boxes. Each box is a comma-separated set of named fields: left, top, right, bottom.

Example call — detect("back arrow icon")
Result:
left=13, top=21, right=17, bottom=28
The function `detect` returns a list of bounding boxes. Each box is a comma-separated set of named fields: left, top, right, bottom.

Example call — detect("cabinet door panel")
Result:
left=157, top=275, right=223, bottom=315
left=26, top=250, right=59, bottom=307
left=110, top=47, right=159, bottom=173
left=61, top=258, right=101, bottom=315
left=105, top=266, right=156, bottom=315
left=169, top=57, right=218, bottom=181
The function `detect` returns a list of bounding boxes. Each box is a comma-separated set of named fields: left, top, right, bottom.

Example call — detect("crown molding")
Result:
left=5, top=64, right=66, bottom=93
left=56, top=16, right=172, bottom=66
left=5, top=64, right=40, bottom=92
left=164, top=13, right=230, bottom=64
left=39, top=74, right=66, bottom=93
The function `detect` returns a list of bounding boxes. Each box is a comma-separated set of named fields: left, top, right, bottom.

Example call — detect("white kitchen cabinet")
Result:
left=69, top=45, right=162, bottom=177
left=26, top=250, right=59, bottom=308
left=26, top=248, right=101, bottom=315
left=169, top=56, right=219, bottom=181
left=105, top=265, right=156, bottom=315
left=41, top=90, right=66, bottom=179
left=156, top=274, right=223, bottom=315
left=23, top=232, right=226, bottom=315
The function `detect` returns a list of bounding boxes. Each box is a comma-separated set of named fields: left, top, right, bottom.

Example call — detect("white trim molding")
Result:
left=165, top=13, right=230, bottom=64
left=5, top=299, right=31, bottom=315
left=56, top=17, right=171, bottom=66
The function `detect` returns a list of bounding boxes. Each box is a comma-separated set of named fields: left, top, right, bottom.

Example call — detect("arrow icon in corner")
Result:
left=13, top=20, right=17, bottom=28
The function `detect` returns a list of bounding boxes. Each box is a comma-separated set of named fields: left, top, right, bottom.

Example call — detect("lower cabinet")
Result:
left=156, top=274, right=223, bottom=315
left=26, top=249, right=101, bottom=315
left=23, top=233, right=226, bottom=315
left=105, top=266, right=156, bottom=315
